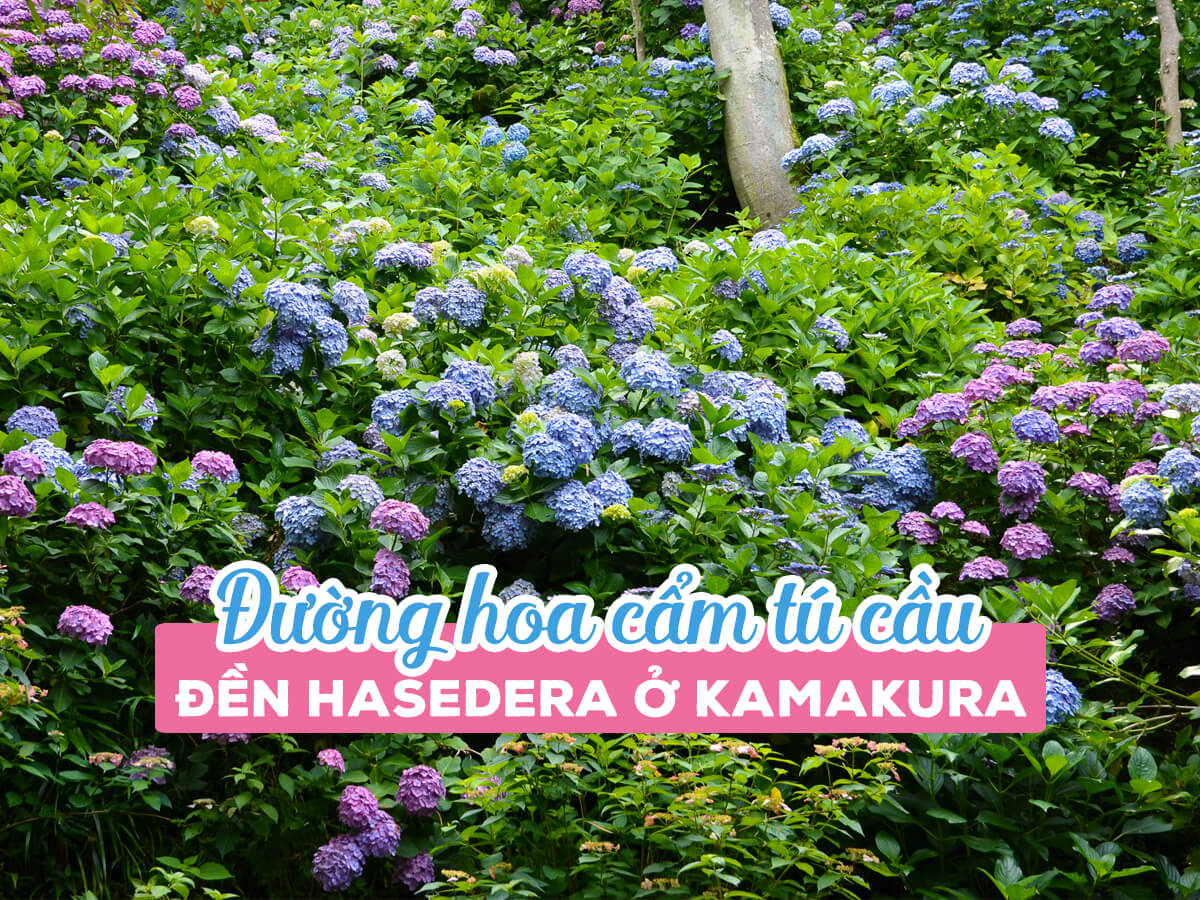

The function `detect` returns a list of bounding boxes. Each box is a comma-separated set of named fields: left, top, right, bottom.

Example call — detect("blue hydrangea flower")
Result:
left=744, top=389, right=788, bottom=442
left=1011, top=409, right=1059, bottom=443
left=442, top=279, right=487, bottom=328
left=339, top=473, right=384, bottom=510
left=1038, top=117, right=1076, bottom=144
left=1116, top=233, right=1148, bottom=265
left=1119, top=478, right=1167, bottom=528
left=523, top=432, right=577, bottom=479
left=330, top=281, right=370, bottom=324
left=1073, top=238, right=1102, bottom=264
left=103, top=386, right=159, bottom=432
left=588, top=471, right=633, bottom=507
left=481, top=501, right=537, bottom=550
left=275, top=495, right=325, bottom=547
left=870, top=78, right=914, bottom=107
left=631, top=247, right=678, bottom=273
left=610, top=421, right=645, bottom=455
left=948, top=61, right=988, bottom=86
left=374, top=241, right=433, bottom=270
left=562, top=252, right=613, bottom=293
left=408, top=99, right=435, bottom=125
left=814, top=371, right=846, bottom=394
left=371, top=389, right=415, bottom=434
left=540, top=370, right=601, bottom=414
left=454, top=457, right=504, bottom=505
left=507, top=123, right=530, bottom=142
left=480, top=125, right=505, bottom=147
left=314, top=316, right=349, bottom=366
left=1045, top=669, right=1082, bottom=725
left=1158, top=448, right=1200, bottom=495
left=620, top=350, right=682, bottom=395
left=546, top=480, right=603, bottom=531
left=711, top=330, right=743, bottom=362
left=811, top=315, right=850, bottom=350
left=501, top=142, right=528, bottom=166
left=425, top=380, right=475, bottom=415
left=768, top=2, right=791, bottom=29
left=640, top=418, right=693, bottom=463
left=798, top=26, right=821, bottom=43
left=545, top=413, right=600, bottom=466
left=817, top=98, right=855, bottom=122
left=206, top=103, right=240, bottom=136
left=320, top=440, right=361, bottom=469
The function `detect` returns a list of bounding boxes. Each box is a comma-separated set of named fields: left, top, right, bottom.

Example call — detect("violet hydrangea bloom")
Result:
left=897, top=511, right=940, bottom=545
left=312, top=834, right=365, bottom=893
left=1092, top=583, right=1135, bottom=622
left=0, top=474, right=36, bottom=517
left=338, top=785, right=379, bottom=828
left=369, top=500, right=430, bottom=540
left=192, top=450, right=238, bottom=483
left=393, top=852, right=435, bottom=892
left=65, top=502, right=115, bottom=530
left=959, top=556, right=1009, bottom=581
left=179, top=564, right=218, bottom=603
left=318, top=748, right=346, bottom=773
left=930, top=501, right=964, bottom=523
left=3, top=450, right=46, bottom=481
left=57, top=605, right=113, bottom=645
left=82, top=439, right=156, bottom=476
left=371, top=548, right=410, bottom=598
left=355, top=809, right=401, bottom=858
left=281, top=566, right=320, bottom=592
left=950, top=432, right=998, bottom=472
left=395, top=764, right=445, bottom=816
left=1000, top=523, right=1053, bottom=560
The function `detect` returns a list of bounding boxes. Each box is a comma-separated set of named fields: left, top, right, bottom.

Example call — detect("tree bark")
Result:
left=702, top=0, right=797, bottom=225
left=630, top=0, right=646, bottom=63
left=1157, top=0, right=1183, bottom=149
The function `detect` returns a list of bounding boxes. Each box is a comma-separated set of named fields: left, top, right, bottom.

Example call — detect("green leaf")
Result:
left=926, top=808, right=967, bottom=824
left=194, top=862, right=234, bottom=881
left=1128, top=746, right=1157, bottom=783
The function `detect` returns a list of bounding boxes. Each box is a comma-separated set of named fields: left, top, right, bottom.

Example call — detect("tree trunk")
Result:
left=1157, top=0, right=1183, bottom=149
left=702, top=0, right=797, bottom=226
left=630, top=0, right=646, bottom=63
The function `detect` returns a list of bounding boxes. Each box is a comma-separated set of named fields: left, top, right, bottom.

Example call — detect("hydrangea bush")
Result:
left=0, top=0, right=1198, bottom=894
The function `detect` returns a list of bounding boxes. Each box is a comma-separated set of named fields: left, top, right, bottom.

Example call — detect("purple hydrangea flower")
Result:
left=0, top=474, right=36, bottom=517
left=179, top=564, right=218, bottom=602
left=1092, top=583, right=1135, bottom=622
left=950, top=432, right=998, bottom=472
left=281, top=566, right=320, bottom=592
left=372, top=548, right=411, bottom=598
left=369, top=500, right=429, bottom=540
left=355, top=809, right=401, bottom=858
left=312, top=834, right=365, bottom=893
left=395, top=764, right=445, bottom=816
left=338, top=785, right=379, bottom=828
left=2, top=450, right=45, bottom=481
left=393, top=852, right=435, bottom=891
left=1000, top=523, right=1053, bottom=559
left=318, top=748, right=346, bottom=773
left=959, top=556, right=1009, bottom=581
left=897, top=511, right=940, bottom=544
left=57, top=604, right=113, bottom=645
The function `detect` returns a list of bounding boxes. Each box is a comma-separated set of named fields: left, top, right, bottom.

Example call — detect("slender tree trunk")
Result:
left=702, top=0, right=797, bottom=225
left=630, top=0, right=646, bottom=63
left=1157, top=0, right=1183, bottom=149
